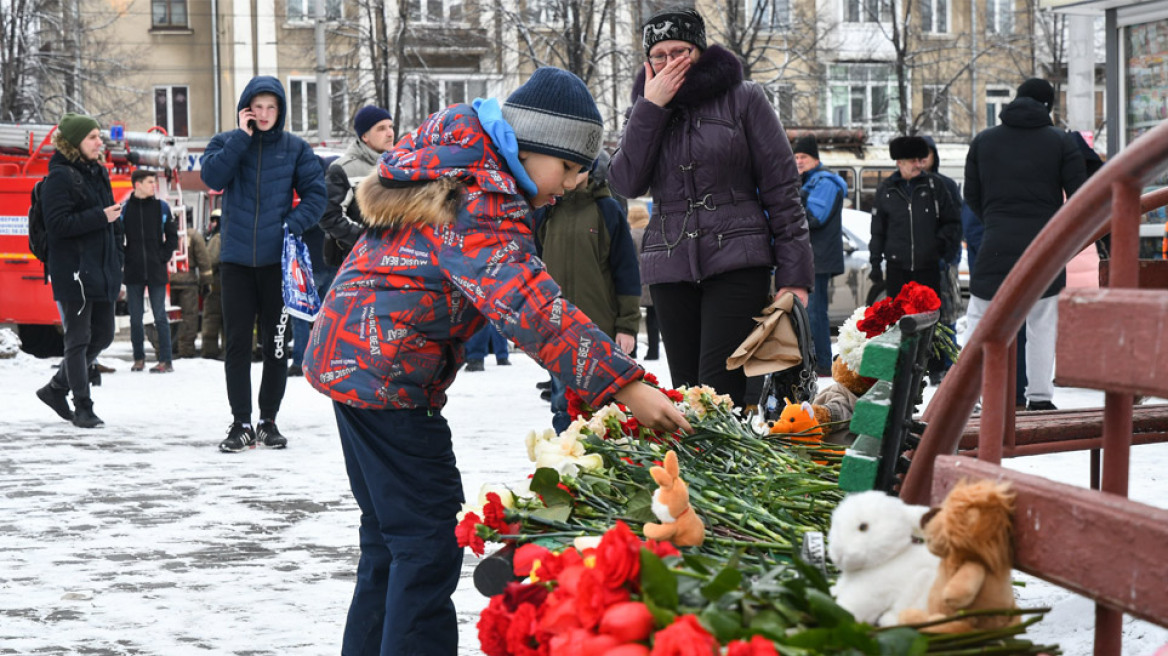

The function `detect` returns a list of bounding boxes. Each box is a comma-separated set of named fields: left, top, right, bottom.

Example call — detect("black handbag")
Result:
left=757, top=295, right=817, bottom=421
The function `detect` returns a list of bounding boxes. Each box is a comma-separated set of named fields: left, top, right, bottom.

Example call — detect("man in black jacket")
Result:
left=121, top=170, right=178, bottom=373
left=963, top=78, right=1086, bottom=411
left=870, top=135, right=962, bottom=299
left=35, top=113, right=124, bottom=428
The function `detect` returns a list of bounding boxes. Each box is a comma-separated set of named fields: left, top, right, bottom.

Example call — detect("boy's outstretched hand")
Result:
left=614, top=381, right=693, bottom=435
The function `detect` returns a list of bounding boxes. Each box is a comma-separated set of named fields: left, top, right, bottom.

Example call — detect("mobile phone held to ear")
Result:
left=248, top=119, right=257, bottom=131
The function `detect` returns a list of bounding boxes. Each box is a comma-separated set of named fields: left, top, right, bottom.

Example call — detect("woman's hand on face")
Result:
left=614, top=380, right=693, bottom=435
left=643, top=57, right=690, bottom=108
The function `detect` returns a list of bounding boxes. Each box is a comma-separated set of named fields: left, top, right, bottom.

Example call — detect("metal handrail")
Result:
left=902, top=118, right=1168, bottom=504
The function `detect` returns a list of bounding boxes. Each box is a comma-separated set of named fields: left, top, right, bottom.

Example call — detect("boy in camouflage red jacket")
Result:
left=302, top=68, right=689, bottom=655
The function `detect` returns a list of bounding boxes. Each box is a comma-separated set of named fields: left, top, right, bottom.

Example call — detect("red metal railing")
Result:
left=901, top=119, right=1168, bottom=653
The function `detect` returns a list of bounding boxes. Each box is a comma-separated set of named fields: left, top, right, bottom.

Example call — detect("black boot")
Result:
left=37, top=383, right=74, bottom=421
left=88, top=364, right=102, bottom=387
left=72, top=398, right=104, bottom=428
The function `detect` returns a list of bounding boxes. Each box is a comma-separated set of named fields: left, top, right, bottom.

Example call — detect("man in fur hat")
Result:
left=870, top=135, right=961, bottom=378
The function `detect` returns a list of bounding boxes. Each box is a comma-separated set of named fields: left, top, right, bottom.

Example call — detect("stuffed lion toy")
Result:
left=899, top=479, right=1019, bottom=633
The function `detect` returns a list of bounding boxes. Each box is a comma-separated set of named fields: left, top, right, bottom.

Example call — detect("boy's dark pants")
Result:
left=334, top=403, right=464, bottom=656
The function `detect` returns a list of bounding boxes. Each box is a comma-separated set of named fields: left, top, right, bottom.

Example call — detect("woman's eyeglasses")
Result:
left=648, top=46, right=694, bottom=65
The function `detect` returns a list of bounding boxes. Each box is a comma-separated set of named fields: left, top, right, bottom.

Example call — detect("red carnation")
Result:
left=593, top=521, right=642, bottom=590
left=502, top=582, right=549, bottom=612
left=576, top=567, right=631, bottom=629
left=456, top=512, right=486, bottom=556
left=646, top=539, right=680, bottom=559
left=514, top=543, right=552, bottom=578
left=664, top=389, right=685, bottom=403
left=649, top=615, right=720, bottom=655
left=726, top=635, right=780, bottom=656
left=478, top=595, right=512, bottom=656
left=482, top=492, right=510, bottom=533
left=504, top=603, right=547, bottom=656
left=643, top=372, right=659, bottom=386
left=897, top=281, right=941, bottom=314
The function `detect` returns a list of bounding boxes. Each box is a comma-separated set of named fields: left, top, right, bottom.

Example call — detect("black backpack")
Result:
left=28, top=179, right=49, bottom=262
left=28, top=167, right=84, bottom=266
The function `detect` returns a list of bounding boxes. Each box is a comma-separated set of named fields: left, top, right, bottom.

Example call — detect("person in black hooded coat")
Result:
left=963, top=78, right=1086, bottom=411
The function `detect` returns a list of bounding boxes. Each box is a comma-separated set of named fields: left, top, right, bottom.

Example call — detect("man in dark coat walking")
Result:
left=121, top=169, right=178, bottom=372
left=963, top=78, right=1087, bottom=411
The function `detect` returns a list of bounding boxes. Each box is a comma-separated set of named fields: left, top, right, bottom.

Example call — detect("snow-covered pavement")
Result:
left=0, top=334, right=1165, bottom=655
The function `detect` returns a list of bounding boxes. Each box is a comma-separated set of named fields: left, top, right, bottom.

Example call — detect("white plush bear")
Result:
left=828, top=490, right=940, bottom=626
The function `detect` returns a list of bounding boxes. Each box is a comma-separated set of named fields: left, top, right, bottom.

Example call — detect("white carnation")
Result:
left=837, top=306, right=869, bottom=372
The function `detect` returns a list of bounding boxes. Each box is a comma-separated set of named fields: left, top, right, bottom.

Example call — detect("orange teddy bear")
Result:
left=768, top=400, right=824, bottom=445
left=899, top=479, right=1019, bottom=633
left=642, top=451, right=705, bottom=547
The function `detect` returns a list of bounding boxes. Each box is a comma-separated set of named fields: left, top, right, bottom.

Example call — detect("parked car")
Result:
left=826, top=208, right=883, bottom=325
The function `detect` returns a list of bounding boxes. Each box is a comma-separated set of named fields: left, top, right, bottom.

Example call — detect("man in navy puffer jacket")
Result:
left=200, top=75, right=327, bottom=453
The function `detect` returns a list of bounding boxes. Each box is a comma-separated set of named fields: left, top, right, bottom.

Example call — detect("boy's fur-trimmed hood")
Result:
left=355, top=175, right=463, bottom=229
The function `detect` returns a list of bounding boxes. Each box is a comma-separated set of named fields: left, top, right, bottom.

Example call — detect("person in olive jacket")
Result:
left=120, top=169, right=178, bottom=372
left=35, top=113, right=124, bottom=429
left=609, top=6, right=813, bottom=407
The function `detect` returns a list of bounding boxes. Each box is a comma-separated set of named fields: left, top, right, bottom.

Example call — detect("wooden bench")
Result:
left=958, top=404, right=1168, bottom=457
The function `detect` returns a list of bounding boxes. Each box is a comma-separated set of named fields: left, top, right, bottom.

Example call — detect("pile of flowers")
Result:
left=456, top=377, right=846, bottom=572
left=478, top=522, right=1060, bottom=655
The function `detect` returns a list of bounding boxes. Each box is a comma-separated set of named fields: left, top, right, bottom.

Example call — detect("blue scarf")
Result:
left=472, top=98, right=538, bottom=197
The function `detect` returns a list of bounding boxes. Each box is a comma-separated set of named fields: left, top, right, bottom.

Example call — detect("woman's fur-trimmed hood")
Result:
left=631, top=44, right=744, bottom=108
left=355, top=175, right=463, bottom=230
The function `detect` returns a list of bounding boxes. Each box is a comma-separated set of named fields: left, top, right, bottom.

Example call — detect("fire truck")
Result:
left=0, top=122, right=190, bottom=357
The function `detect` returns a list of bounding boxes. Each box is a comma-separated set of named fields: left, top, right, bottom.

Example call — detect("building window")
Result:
left=750, top=0, right=791, bottom=31
left=287, top=0, right=341, bottom=22
left=154, top=86, right=189, bottom=137
left=920, top=0, right=948, bottom=32
left=287, top=77, right=349, bottom=135
left=401, top=75, right=491, bottom=128
left=986, top=0, right=1013, bottom=34
left=843, top=0, right=890, bottom=23
left=152, top=0, right=188, bottom=28
left=763, top=84, right=795, bottom=124
left=408, top=0, right=464, bottom=23
left=827, top=63, right=898, bottom=131
left=523, top=0, right=563, bottom=24
left=921, top=85, right=950, bottom=132
left=985, top=87, right=1011, bottom=128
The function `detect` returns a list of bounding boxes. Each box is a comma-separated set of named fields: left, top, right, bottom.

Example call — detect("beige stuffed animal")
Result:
left=642, top=451, right=705, bottom=547
left=899, top=479, right=1019, bottom=632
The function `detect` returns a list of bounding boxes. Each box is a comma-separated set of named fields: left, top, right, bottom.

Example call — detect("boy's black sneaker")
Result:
left=88, top=364, right=102, bottom=387
left=37, top=383, right=74, bottom=421
left=257, top=421, right=288, bottom=449
left=1027, top=400, right=1058, bottom=412
left=465, top=359, right=485, bottom=372
left=72, top=398, right=104, bottom=428
left=219, top=422, right=257, bottom=452
left=287, top=363, right=303, bottom=378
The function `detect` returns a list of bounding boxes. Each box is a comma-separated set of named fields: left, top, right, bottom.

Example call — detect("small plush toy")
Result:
left=828, top=491, right=939, bottom=626
left=899, top=479, right=1019, bottom=632
left=768, top=400, right=824, bottom=445
left=642, top=451, right=705, bottom=547
left=810, top=357, right=878, bottom=446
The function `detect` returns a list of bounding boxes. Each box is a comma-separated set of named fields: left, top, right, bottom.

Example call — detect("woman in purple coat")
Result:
left=609, top=6, right=813, bottom=406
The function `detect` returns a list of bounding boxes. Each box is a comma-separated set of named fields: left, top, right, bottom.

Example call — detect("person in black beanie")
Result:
left=319, top=105, right=395, bottom=268
left=793, top=134, right=848, bottom=377
left=610, top=6, right=812, bottom=408
left=963, top=77, right=1086, bottom=411
left=35, top=113, right=124, bottom=428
